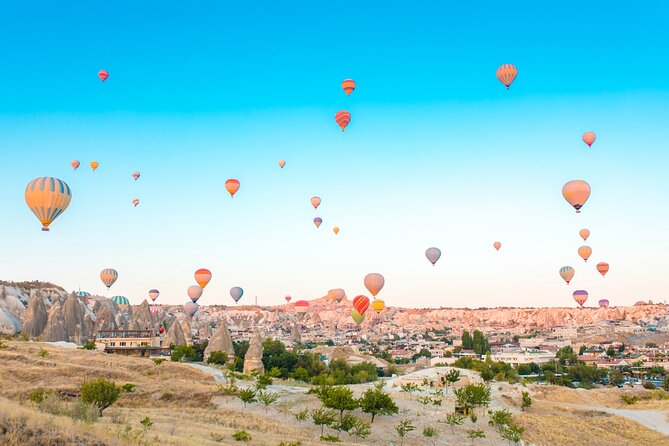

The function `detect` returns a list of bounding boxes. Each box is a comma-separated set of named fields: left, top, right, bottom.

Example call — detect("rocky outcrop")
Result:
left=22, top=292, right=48, bottom=337
left=130, top=300, right=153, bottom=331
left=62, top=293, right=88, bottom=344
left=42, top=304, right=68, bottom=342
left=204, top=320, right=235, bottom=362
left=94, top=304, right=118, bottom=333
left=164, top=319, right=187, bottom=347
left=243, top=330, right=265, bottom=375
left=290, top=323, right=301, bottom=343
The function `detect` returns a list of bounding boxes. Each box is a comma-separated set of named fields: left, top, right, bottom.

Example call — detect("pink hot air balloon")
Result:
left=71, top=160, right=80, bottom=170
left=562, top=180, right=591, bottom=213
left=285, top=295, right=291, bottom=303
left=310, top=196, right=321, bottom=209
left=187, top=285, right=203, bottom=303
left=579, top=229, right=590, bottom=241
left=98, top=70, right=109, bottom=82
left=278, top=160, right=286, bottom=169
left=493, top=242, right=502, bottom=251
left=364, top=273, right=385, bottom=297
left=132, top=198, right=140, bottom=207
left=582, top=131, right=596, bottom=148
left=573, top=290, right=588, bottom=308
left=132, top=172, right=140, bottom=181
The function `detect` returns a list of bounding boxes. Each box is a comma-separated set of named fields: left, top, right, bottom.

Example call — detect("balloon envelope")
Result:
left=578, top=246, right=592, bottom=262
left=194, top=268, right=212, bottom=289
left=132, top=172, right=140, bottom=181
left=579, top=229, right=590, bottom=241
left=353, top=295, right=370, bottom=315
left=310, top=196, right=321, bottom=209
left=493, top=242, right=502, bottom=251
left=332, top=288, right=346, bottom=302
left=562, top=180, right=591, bottom=213
left=335, top=110, right=351, bottom=131
left=425, top=247, right=441, bottom=265
left=598, top=299, right=610, bottom=308
left=71, top=160, right=80, bottom=170
left=90, top=161, right=99, bottom=171
left=148, top=289, right=160, bottom=302
left=573, top=290, right=588, bottom=307
left=98, top=70, right=109, bottom=82
left=313, top=217, right=322, bottom=228
left=225, top=179, right=240, bottom=197
left=100, top=268, right=118, bottom=289
left=371, top=298, right=385, bottom=314
left=342, top=79, right=356, bottom=96
left=285, top=295, right=291, bottom=303
left=25, top=177, right=72, bottom=231
left=112, top=295, right=129, bottom=307
left=559, top=266, right=575, bottom=284
left=351, top=309, right=365, bottom=325
left=582, top=131, right=596, bottom=147
left=496, top=64, right=518, bottom=89
left=184, top=301, right=199, bottom=317
left=187, top=285, right=203, bottom=303
left=294, top=300, right=309, bottom=314
left=278, top=160, right=286, bottom=168
left=364, top=273, right=385, bottom=297
left=230, top=286, right=244, bottom=303
left=333, top=226, right=340, bottom=235
left=597, top=262, right=609, bottom=277
left=132, top=198, right=139, bottom=207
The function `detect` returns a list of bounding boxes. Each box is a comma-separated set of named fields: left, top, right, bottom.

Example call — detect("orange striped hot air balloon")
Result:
left=353, top=295, right=370, bottom=315
left=71, top=160, right=80, bottom=170
left=335, top=110, right=351, bottom=132
left=496, top=64, right=518, bottom=89
left=194, top=268, right=212, bottom=289
left=98, top=70, right=109, bottom=82
left=597, top=262, right=609, bottom=277
left=90, top=161, right=99, bottom=171
left=100, top=268, right=118, bottom=289
left=24, top=177, right=72, bottom=231
left=579, top=229, right=590, bottom=241
left=562, top=180, right=591, bottom=213
left=573, top=290, right=588, bottom=308
left=342, top=79, right=356, bottom=96
left=294, top=300, right=309, bottom=316
left=225, top=179, right=240, bottom=197
left=582, top=131, right=596, bottom=148
left=578, top=245, right=592, bottom=262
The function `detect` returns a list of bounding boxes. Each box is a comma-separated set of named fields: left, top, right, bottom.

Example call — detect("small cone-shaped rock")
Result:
left=22, top=291, right=48, bottom=337
left=62, top=292, right=87, bottom=344
left=243, top=330, right=265, bottom=375
left=42, top=303, right=68, bottom=342
left=290, top=323, right=302, bottom=343
left=164, top=319, right=187, bottom=347
left=204, top=319, right=235, bottom=362
left=94, top=304, right=119, bottom=334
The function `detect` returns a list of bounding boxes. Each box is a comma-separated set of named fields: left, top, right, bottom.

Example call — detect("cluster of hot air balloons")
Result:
left=349, top=273, right=386, bottom=325
left=334, top=79, right=355, bottom=132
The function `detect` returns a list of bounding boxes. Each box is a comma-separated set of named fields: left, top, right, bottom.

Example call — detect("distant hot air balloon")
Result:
left=579, top=229, right=590, bottom=241
left=342, top=79, right=356, bottom=96
left=353, top=295, right=370, bottom=315
left=596, top=262, right=609, bottom=277
left=559, top=266, right=575, bottom=285
left=313, top=217, right=322, bottom=228
left=425, top=247, right=442, bottom=266
left=294, top=300, right=309, bottom=315
left=578, top=246, right=592, bottom=262
left=194, top=268, right=212, bottom=289
left=24, top=177, right=72, bottom=231
left=148, top=289, right=160, bottom=302
left=493, top=242, right=502, bottom=251
left=332, top=289, right=346, bottom=302
left=230, top=286, right=244, bottom=303
left=371, top=298, right=385, bottom=314
left=582, top=131, right=596, bottom=148
left=351, top=309, right=365, bottom=325
left=100, top=268, right=118, bottom=289
left=132, top=172, right=140, bottom=181
left=225, top=179, right=240, bottom=197
left=98, top=70, right=109, bottom=82
left=184, top=301, right=199, bottom=317
left=333, top=226, right=340, bottom=235
left=71, top=160, right=80, bottom=170
left=562, top=180, right=591, bottom=213
left=132, top=198, right=139, bottom=207
left=310, top=196, right=321, bottom=209
left=335, top=110, right=351, bottom=132
left=364, top=273, right=385, bottom=297
left=285, top=295, right=291, bottom=303
left=187, top=285, right=203, bottom=303
left=573, top=290, right=588, bottom=308
left=598, top=299, right=610, bottom=308
left=112, top=295, right=129, bottom=307
left=496, top=64, right=518, bottom=89
left=90, top=161, right=99, bottom=171
left=150, top=305, right=161, bottom=315
left=278, top=160, right=286, bottom=169
left=75, top=291, right=91, bottom=299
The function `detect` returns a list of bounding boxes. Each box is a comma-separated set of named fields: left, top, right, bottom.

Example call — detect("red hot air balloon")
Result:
left=225, top=179, right=240, bottom=197
left=132, top=172, right=140, bottom=181
left=285, top=295, right=291, bottom=303
left=573, top=290, right=588, bottom=308
left=597, top=262, right=609, bottom=277
left=294, top=300, right=309, bottom=316
left=98, top=70, right=109, bottom=82
left=342, top=79, right=356, bottom=96
left=335, top=110, right=351, bottom=132
left=496, top=64, right=518, bottom=89
left=562, top=180, right=591, bottom=213
left=353, top=295, right=370, bottom=315
left=582, top=131, right=596, bottom=148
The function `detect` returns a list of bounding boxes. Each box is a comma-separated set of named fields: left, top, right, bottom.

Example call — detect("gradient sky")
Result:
left=1, top=1, right=668, bottom=308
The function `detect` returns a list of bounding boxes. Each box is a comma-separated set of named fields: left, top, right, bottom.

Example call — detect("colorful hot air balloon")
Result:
left=562, top=180, right=591, bottom=213
left=132, top=172, right=140, bottom=181
left=98, top=70, right=109, bottom=82
left=75, top=290, right=91, bottom=298
left=285, top=295, right=291, bottom=303
left=294, top=300, right=309, bottom=315
left=578, top=246, right=592, bottom=262
left=559, top=266, right=575, bottom=285
left=150, top=305, right=161, bottom=315
left=100, top=268, right=118, bottom=289
left=364, top=273, right=385, bottom=297
left=225, top=179, right=240, bottom=197
left=351, top=309, right=365, bottom=325
left=333, top=226, right=340, bottom=235
left=342, top=79, right=356, bottom=96
left=24, top=177, right=72, bottom=231
left=596, top=262, right=609, bottom=277
left=353, top=295, right=370, bottom=315
left=194, top=268, right=212, bottom=289
left=582, top=131, right=596, bottom=148
left=71, top=160, right=80, bottom=170
left=335, top=110, right=351, bottom=132
left=371, top=298, right=385, bottom=314
left=230, top=286, right=244, bottom=303
left=573, top=290, right=588, bottom=308
left=579, top=229, right=590, bottom=241
left=148, top=289, right=160, bottom=302
left=496, top=64, right=518, bottom=89
left=313, top=217, right=322, bottom=228
left=425, top=247, right=442, bottom=266
left=132, top=198, right=139, bottom=207
left=112, top=295, right=129, bottom=307
left=493, top=242, right=502, bottom=251
left=598, top=299, right=610, bottom=308
left=90, top=161, right=99, bottom=171
left=310, top=196, right=321, bottom=209
left=278, top=160, right=286, bottom=169
left=187, top=285, right=203, bottom=303
left=184, top=301, right=199, bottom=317
left=332, top=289, right=346, bottom=302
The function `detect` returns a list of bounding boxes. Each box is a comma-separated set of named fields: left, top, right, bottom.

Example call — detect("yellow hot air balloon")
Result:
left=371, top=298, right=385, bottom=314
left=24, top=177, right=72, bottom=231
left=90, top=161, right=99, bottom=171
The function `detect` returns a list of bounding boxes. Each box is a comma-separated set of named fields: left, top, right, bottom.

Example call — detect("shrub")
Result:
left=38, top=347, right=49, bottom=358
left=320, top=434, right=341, bottom=442
left=232, top=430, right=252, bottom=441
left=28, top=389, right=56, bottom=404
left=643, top=381, right=657, bottom=390
left=238, top=388, right=257, bottom=408
left=395, top=418, right=416, bottom=446
left=620, top=394, right=639, bottom=405
left=210, top=432, right=225, bottom=442
left=422, top=426, right=439, bottom=445
left=71, top=400, right=100, bottom=423
left=257, top=390, right=280, bottom=412
left=171, top=345, right=201, bottom=362
left=0, top=340, right=6, bottom=349
left=294, top=408, right=308, bottom=421
left=39, top=392, right=67, bottom=416
left=256, top=373, right=273, bottom=390
left=81, top=341, right=97, bottom=350
left=80, top=377, right=121, bottom=415
left=400, top=383, right=420, bottom=393
left=521, top=391, right=532, bottom=410
left=207, top=351, right=229, bottom=365
left=152, top=358, right=166, bottom=366
left=140, top=416, right=153, bottom=430
left=121, top=383, right=136, bottom=393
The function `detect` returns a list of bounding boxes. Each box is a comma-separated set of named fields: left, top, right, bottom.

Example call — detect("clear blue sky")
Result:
left=1, top=1, right=668, bottom=308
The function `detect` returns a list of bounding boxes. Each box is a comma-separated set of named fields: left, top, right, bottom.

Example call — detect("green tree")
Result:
left=412, top=348, right=432, bottom=361
left=606, top=346, right=616, bottom=357
left=521, top=391, right=532, bottom=411
left=207, top=351, right=228, bottom=365
left=489, top=409, right=513, bottom=431
left=472, top=330, right=489, bottom=355
left=462, top=331, right=473, bottom=350
left=350, top=417, right=372, bottom=440
left=320, top=386, right=358, bottom=421
left=395, top=418, right=416, bottom=446
left=237, top=388, right=257, bottom=408
left=422, top=426, right=439, bottom=446
left=257, top=390, right=279, bottom=413
left=358, top=386, right=398, bottom=423
left=290, top=367, right=310, bottom=382
left=446, top=369, right=461, bottom=386
left=467, top=429, right=486, bottom=444
left=80, top=377, right=121, bottom=416
left=453, top=383, right=491, bottom=415
left=556, top=346, right=577, bottom=366
left=332, top=413, right=357, bottom=438
left=256, top=373, right=273, bottom=390
left=500, top=424, right=525, bottom=444
left=444, top=413, right=465, bottom=434
left=578, top=345, right=587, bottom=355
left=311, top=407, right=337, bottom=436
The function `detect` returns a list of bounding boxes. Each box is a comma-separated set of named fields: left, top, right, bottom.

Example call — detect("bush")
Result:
left=521, top=391, right=532, bottom=410
left=38, top=347, right=49, bottom=358
left=620, top=394, right=639, bottom=405
left=320, top=434, right=341, bottom=442
left=121, top=383, right=136, bottom=393
left=207, top=351, right=229, bottom=365
left=38, top=392, right=67, bottom=416
left=140, top=416, right=153, bottom=430
left=81, top=341, right=97, bottom=350
left=232, top=430, right=252, bottom=441
left=80, top=377, right=121, bottom=415
left=153, top=358, right=166, bottom=366
left=28, top=389, right=56, bottom=404
left=71, top=400, right=100, bottom=423
left=238, top=388, right=257, bottom=408
left=294, top=408, right=308, bottom=421
left=256, top=373, right=273, bottom=390
left=171, top=345, right=201, bottom=362
left=643, top=381, right=657, bottom=390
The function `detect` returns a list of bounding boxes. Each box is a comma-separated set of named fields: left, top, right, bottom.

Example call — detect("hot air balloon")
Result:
left=24, top=177, right=72, bottom=231
left=335, top=110, right=351, bottom=132
left=559, top=266, right=575, bottom=285
left=493, top=242, right=502, bottom=251
left=148, top=289, right=160, bottom=302
left=425, top=247, right=442, bottom=266
left=71, top=160, right=80, bottom=170
left=351, top=309, right=365, bottom=325
left=353, top=295, right=370, bottom=315
left=294, top=300, right=309, bottom=315
left=100, top=268, right=118, bottom=289
left=573, top=290, right=588, bottom=308
left=230, top=286, right=244, bottom=303
left=496, top=64, right=518, bottom=89
left=364, top=273, right=385, bottom=297
left=187, top=285, right=203, bottom=303
left=597, top=262, right=609, bottom=277
left=598, top=299, right=609, bottom=308
left=285, top=295, right=291, bottom=303
left=278, top=160, right=286, bottom=169
left=342, top=79, right=356, bottom=96
left=150, top=305, right=161, bottom=315
left=333, top=226, right=340, bottom=235
left=579, top=229, right=590, bottom=241
left=313, top=217, right=322, bottom=228
left=112, top=295, right=129, bottom=308
left=578, top=246, right=592, bottom=262
left=90, top=161, right=99, bottom=171
left=132, top=198, right=139, bottom=207
left=184, top=301, right=199, bottom=317
left=562, top=180, right=591, bottom=213
left=327, top=288, right=346, bottom=302
left=310, top=196, right=321, bottom=209
left=75, top=291, right=91, bottom=300
left=582, top=131, right=596, bottom=148
left=194, top=268, right=212, bottom=289
left=371, top=298, right=385, bottom=314
left=132, top=172, right=140, bottom=181
left=225, top=179, right=240, bottom=197
left=98, top=70, right=109, bottom=82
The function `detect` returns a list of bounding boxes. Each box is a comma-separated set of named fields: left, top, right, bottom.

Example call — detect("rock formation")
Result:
left=62, top=292, right=88, bottom=344
left=164, top=319, right=187, bottom=347
left=203, top=319, right=235, bottom=362
left=94, top=304, right=118, bottom=333
left=290, top=323, right=301, bottom=343
left=243, top=330, right=265, bottom=375
left=42, top=303, right=68, bottom=342
left=22, top=292, right=48, bottom=337
left=130, top=300, right=154, bottom=331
